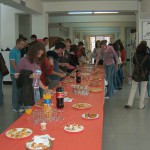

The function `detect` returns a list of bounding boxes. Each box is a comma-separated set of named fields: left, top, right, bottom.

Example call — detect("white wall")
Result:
left=0, top=4, right=24, bottom=50
left=31, top=13, right=48, bottom=39
left=19, top=15, right=31, bottom=40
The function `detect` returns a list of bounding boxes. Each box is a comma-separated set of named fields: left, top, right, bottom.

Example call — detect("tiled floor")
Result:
left=1, top=83, right=150, bottom=150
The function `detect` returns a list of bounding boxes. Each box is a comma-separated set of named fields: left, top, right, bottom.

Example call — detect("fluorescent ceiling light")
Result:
left=94, top=11, right=119, bottom=14
left=68, top=12, right=93, bottom=15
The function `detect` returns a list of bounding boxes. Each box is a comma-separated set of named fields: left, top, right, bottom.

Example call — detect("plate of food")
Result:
left=26, top=134, right=54, bottom=150
left=6, top=128, right=32, bottom=139
left=73, top=103, right=91, bottom=109
left=64, top=124, right=84, bottom=133
left=89, top=87, right=103, bottom=92
left=61, top=80, right=73, bottom=84
left=89, top=82, right=101, bottom=87
left=82, top=113, right=99, bottom=119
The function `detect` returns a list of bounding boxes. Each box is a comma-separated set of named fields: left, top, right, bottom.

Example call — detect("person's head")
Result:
left=30, top=34, right=37, bottom=43
left=23, top=37, right=28, bottom=47
left=136, top=42, right=147, bottom=55
left=78, top=41, right=84, bottom=49
left=65, top=38, right=72, bottom=50
left=16, top=38, right=25, bottom=50
left=140, top=40, right=147, bottom=46
left=70, top=44, right=78, bottom=55
left=43, top=37, right=49, bottom=46
left=100, top=40, right=107, bottom=49
left=55, top=42, right=66, bottom=55
left=95, top=40, right=101, bottom=48
left=27, top=41, right=46, bottom=64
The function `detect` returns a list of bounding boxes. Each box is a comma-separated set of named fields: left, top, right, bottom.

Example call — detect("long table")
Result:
left=0, top=67, right=104, bottom=150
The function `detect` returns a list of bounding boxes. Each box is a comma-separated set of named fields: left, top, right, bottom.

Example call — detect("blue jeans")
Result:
left=39, top=88, right=44, bottom=99
left=11, top=74, right=19, bottom=110
left=104, top=64, right=115, bottom=97
left=34, top=88, right=40, bottom=103
left=147, top=75, right=150, bottom=97
left=0, top=73, right=4, bottom=105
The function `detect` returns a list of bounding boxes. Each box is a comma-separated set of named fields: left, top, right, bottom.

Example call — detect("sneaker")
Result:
left=13, top=109, right=18, bottom=112
left=138, top=106, right=145, bottom=109
left=105, top=96, right=110, bottom=99
left=124, top=105, right=132, bottom=109
left=13, top=108, right=24, bottom=113
left=18, top=108, right=24, bottom=113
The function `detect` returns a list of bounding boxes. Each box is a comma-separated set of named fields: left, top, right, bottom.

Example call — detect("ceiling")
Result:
left=41, top=0, right=139, bottom=1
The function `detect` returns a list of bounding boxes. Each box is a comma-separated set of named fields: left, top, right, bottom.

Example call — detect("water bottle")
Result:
left=32, top=68, right=42, bottom=88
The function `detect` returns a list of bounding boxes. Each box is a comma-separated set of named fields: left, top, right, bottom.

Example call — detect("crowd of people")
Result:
left=0, top=34, right=150, bottom=112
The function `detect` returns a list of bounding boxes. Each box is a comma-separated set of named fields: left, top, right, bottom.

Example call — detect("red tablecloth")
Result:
left=0, top=67, right=104, bottom=150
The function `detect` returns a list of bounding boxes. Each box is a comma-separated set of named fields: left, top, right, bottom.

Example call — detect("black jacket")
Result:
left=132, top=53, right=150, bottom=81
left=17, top=70, right=35, bottom=106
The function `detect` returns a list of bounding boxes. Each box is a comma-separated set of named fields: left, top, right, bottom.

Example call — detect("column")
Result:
left=31, top=13, right=48, bottom=39
left=120, top=26, right=125, bottom=44
left=79, top=32, right=83, bottom=41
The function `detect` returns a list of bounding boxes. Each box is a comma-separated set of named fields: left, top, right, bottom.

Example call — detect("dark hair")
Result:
left=43, top=37, right=48, bottom=41
left=70, top=45, right=78, bottom=55
left=23, top=37, right=27, bottom=41
left=27, top=41, right=46, bottom=64
left=65, top=38, right=72, bottom=44
left=31, top=34, right=37, bottom=40
left=136, top=42, right=147, bottom=55
left=55, top=42, right=66, bottom=50
left=16, top=38, right=25, bottom=45
left=100, top=40, right=107, bottom=46
left=95, top=40, right=101, bottom=48
left=78, top=41, right=84, bottom=46
left=119, top=43, right=124, bottom=50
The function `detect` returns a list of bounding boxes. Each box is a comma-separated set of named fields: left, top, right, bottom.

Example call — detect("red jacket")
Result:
left=40, top=58, right=54, bottom=86
left=120, top=49, right=126, bottom=63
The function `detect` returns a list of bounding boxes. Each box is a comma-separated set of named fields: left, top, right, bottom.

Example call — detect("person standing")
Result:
left=95, top=40, right=118, bottom=99
left=125, top=42, right=150, bottom=109
left=43, top=37, right=49, bottom=52
left=16, top=41, right=47, bottom=104
left=9, top=38, right=25, bottom=112
left=47, top=42, right=66, bottom=89
left=59, top=39, right=71, bottom=73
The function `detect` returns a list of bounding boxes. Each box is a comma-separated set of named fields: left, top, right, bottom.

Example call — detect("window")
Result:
left=90, top=36, right=111, bottom=52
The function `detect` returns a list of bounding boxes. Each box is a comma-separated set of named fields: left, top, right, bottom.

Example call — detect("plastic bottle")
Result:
left=56, top=83, right=64, bottom=109
left=32, top=68, right=42, bottom=88
left=76, top=67, right=81, bottom=83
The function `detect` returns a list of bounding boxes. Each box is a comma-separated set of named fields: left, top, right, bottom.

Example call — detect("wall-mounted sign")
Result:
left=143, top=21, right=150, bottom=40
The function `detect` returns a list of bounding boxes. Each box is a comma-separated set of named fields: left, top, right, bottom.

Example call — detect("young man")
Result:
left=58, top=39, right=71, bottom=73
left=47, top=42, right=66, bottom=89
left=9, top=38, right=25, bottom=112
left=43, top=37, right=49, bottom=52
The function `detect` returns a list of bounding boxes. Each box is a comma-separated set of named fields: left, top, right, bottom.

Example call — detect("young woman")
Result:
left=125, top=42, right=150, bottom=109
left=16, top=41, right=47, bottom=103
left=95, top=40, right=118, bottom=99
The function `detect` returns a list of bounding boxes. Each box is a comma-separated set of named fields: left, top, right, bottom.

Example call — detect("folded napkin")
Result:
left=64, top=97, right=74, bottom=102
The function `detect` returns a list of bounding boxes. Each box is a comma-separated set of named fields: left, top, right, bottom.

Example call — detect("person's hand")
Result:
left=14, top=73, right=20, bottom=79
left=30, top=73, right=40, bottom=79
left=49, top=57, right=54, bottom=66
left=59, top=73, right=66, bottom=78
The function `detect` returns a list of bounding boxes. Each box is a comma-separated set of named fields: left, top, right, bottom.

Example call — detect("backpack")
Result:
left=132, top=54, right=148, bottom=82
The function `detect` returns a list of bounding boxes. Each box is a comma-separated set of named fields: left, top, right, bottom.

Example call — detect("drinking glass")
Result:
left=25, top=106, right=32, bottom=120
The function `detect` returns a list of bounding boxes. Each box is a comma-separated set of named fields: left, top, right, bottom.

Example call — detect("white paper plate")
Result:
left=82, top=113, right=99, bottom=120
left=6, top=128, right=32, bottom=139
left=64, top=124, right=84, bottom=133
